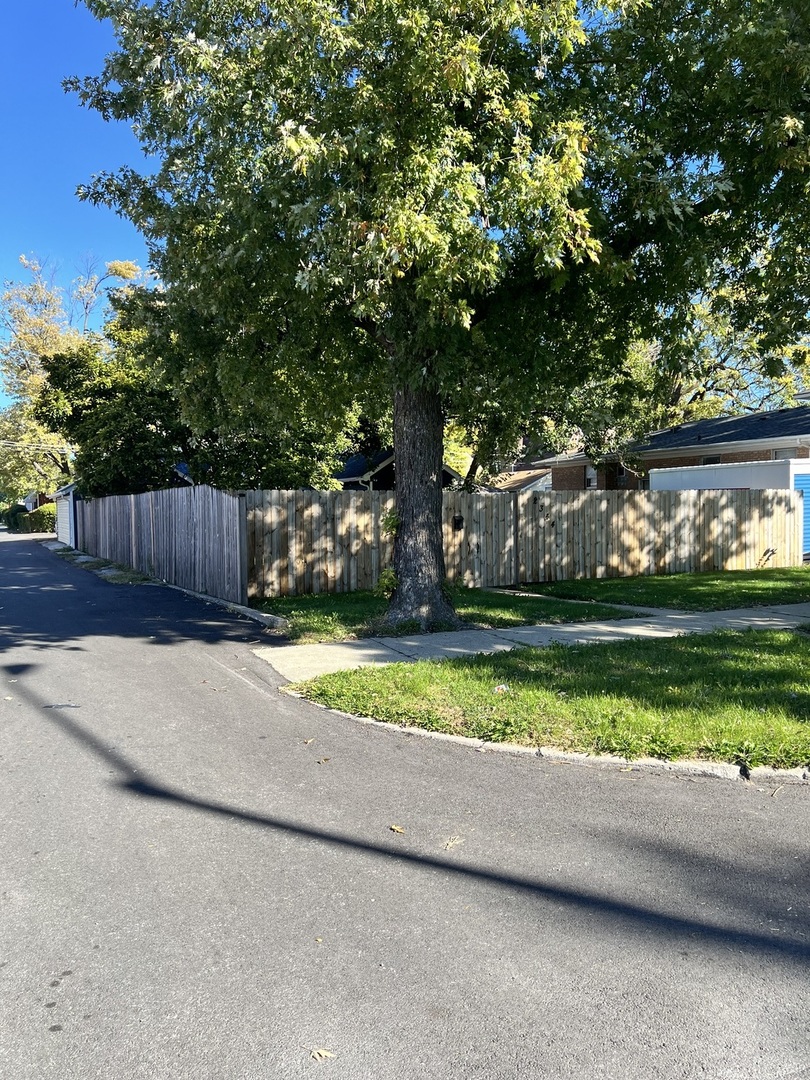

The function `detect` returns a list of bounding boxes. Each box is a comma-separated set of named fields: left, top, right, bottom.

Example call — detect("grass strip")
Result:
left=516, top=567, right=810, bottom=612
left=55, top=548, right=152, bottom=583
left=255, top=588, right=640, bottom=644
left=293, top=628, right=810, bottom=769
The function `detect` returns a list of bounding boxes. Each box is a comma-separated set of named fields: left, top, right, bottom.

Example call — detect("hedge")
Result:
left=13, top=505, right=57, bottom=533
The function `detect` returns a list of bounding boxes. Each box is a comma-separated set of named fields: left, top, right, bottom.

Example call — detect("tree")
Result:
left=493, top=307, right=810, bottom=474
left=0, top=256, right=151, bottom=498
left=34, top=333, right=190, bottom=497
left=36, top=293, right=361, bottom=496
left=71, top=0, right=810, bottom=625
left=0, top=258, right=81, bottom=498
left=0, top=404, right=71, bottom=502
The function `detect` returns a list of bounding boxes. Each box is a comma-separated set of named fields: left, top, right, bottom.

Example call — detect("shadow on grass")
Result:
left=257, top=587, right=638, bottom=643
left=299, top=629, right=810, bottom=768
left=484, top=630, right=810, bottom=724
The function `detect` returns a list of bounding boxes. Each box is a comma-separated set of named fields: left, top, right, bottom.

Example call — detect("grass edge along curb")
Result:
left=290, top=629, right=810, bottom=772
left=282, top=685, right=810, bottom=786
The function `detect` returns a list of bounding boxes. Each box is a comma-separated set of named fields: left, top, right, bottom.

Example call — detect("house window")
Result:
left=585, top=465, right=598, bottom=488
left=616, top=465, right=628, bottom=488
left=701, top=455, right=721, bottom=466
left=773, top=447, right=800, bottom=460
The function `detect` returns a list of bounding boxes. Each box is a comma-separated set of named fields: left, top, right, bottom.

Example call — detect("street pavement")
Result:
left=2, top=532, right=809, bottom=1080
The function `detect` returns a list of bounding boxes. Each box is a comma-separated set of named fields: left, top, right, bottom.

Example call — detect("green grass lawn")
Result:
left=293, top=629, right=810, bottom=769
left=516, top=566, right=810, bottom=611
left=254, top=588, right=639, bottom=644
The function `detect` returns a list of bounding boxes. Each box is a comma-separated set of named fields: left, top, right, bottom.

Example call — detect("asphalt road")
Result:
left=1, top=532, right=809, bottom=1080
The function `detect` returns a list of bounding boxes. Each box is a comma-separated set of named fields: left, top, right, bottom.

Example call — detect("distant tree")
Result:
left=0, top=257, right=79, bottom=402
left=0, top=404, right=70, bottom=502
left=35, top=333, right=188, bottom=497
left=36, top=295, right=359, bottom=496
left=0, top=256, right=149, bottom=497
left=502, top=299, right=810, bottom=473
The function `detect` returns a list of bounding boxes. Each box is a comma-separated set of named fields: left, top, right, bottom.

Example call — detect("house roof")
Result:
left=543, top=405, right=810, bottom=467
left=335, top=448, right=464, bottom=486
left=633, top=405, right=810, bottom=454
left=334, top=449, right=395, bottom=484
left=487, top=467, right=551, bottom=492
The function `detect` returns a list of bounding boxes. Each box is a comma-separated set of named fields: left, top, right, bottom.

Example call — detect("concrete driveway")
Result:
left=2, top=533, right=809, bottom=1079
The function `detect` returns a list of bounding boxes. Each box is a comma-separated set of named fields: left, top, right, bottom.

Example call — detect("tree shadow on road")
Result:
left=0, top=535, right=282, bottom=654
left=20, top=673, right=810, bottom=973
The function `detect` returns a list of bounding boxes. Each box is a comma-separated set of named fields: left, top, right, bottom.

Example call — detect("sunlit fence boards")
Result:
left=246, top=487, right=803, bottom=598
left=76, top=485, right=803, bottom=603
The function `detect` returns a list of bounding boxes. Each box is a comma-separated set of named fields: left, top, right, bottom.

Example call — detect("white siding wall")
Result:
left=55, top=497, right=70, bottom=544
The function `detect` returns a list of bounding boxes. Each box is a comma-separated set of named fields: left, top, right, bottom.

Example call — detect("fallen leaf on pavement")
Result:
left=304, top=738, right=315, bottom=745
left=390, top=824, right=405, bottom=834
left=444, top=835, right=463, bottom=850
left=307, top=1047, right=335, bottom=1062
left=317, top=757, right=331, bottom=764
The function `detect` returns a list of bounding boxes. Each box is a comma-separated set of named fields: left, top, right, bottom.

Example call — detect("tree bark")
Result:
left=385, top=383, right=459, bottom=629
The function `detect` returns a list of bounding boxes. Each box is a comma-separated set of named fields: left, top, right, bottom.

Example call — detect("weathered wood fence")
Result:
left=246, top=488, right=804, bottom=598
left=77, top=485, right=248, bottom=604
left=74, top=485, right=803, bottom=604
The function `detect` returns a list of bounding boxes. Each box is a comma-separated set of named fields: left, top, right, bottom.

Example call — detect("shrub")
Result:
left=25, top=505, right=57, bottom=533
left=3, top=504, right=29, bottom=531
left=373, top=567, right=398, bottom=599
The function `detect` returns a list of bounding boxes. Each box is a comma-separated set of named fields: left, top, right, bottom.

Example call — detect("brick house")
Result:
left=549, top=404, right=810, bottom=491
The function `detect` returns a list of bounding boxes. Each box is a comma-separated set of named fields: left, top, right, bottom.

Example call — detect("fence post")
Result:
left=513, top=492, right=520, bottom=586
left=237, top=492, right=249, bottom=606
left=75, top=497, right=83, bottom=552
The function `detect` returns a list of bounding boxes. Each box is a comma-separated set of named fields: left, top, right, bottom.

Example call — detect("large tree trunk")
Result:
left=385, top=383, right=459, bottom=629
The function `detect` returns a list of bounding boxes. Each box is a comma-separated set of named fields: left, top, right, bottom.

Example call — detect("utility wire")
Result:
left=0, top=440, right=73, bottom=453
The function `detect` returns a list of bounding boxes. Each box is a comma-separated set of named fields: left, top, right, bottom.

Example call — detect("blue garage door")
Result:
left=794, top=474, right=810, bottom=555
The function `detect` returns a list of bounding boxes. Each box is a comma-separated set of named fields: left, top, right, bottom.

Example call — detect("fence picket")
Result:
left=76, top=485, right=804, bottom=603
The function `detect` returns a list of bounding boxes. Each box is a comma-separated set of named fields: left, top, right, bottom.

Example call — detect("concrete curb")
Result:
left=158, top=582, right=290, bottom=629
left=282, top=687, right=810, bottom=787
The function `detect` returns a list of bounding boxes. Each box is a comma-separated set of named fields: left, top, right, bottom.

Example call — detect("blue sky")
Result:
left=1, top=2, right=150, bottom=405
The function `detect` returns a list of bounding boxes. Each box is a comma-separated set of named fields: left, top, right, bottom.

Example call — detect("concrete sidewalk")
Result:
left=253, top=601, right=810, bottom=682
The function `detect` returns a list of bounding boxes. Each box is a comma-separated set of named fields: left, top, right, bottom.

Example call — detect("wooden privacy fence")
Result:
left=246, top=487, right=804, bottom=599
left=77, top=485, right=248, bottom=605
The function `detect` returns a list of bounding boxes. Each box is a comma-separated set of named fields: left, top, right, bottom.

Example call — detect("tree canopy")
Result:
left=71, top=0, right=810, bottom=622
left=34, top=289, right=360, bottom=497
left=0, top=259, right=82, bottom=500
